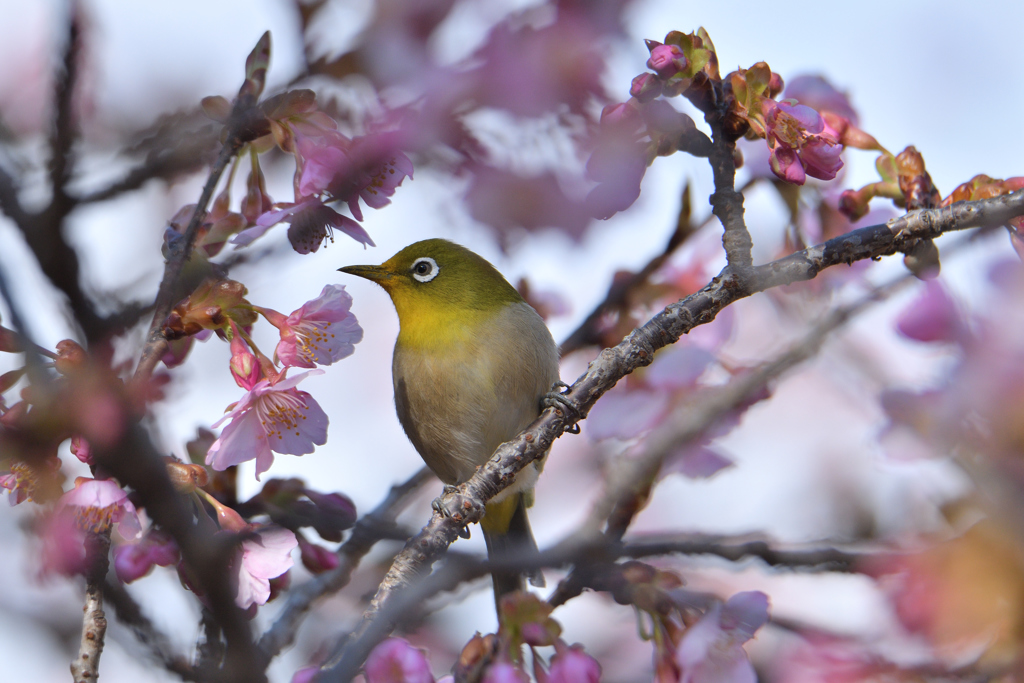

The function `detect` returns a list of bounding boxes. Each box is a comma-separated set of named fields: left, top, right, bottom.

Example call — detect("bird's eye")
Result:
left=411, top=257, right=440, bottom=283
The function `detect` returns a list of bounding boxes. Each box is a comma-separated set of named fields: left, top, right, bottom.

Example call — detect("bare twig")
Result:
left=71, top=528, right=112, bottom=683
left=706, top=105, right=752, bottom=270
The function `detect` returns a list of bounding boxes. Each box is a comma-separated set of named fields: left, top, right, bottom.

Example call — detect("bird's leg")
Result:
left=432, top=485, right=472, bottom=538
left=542, top=381, right=581, bottom=434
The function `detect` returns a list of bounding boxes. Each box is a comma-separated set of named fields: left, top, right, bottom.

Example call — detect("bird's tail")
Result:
left=481, top=493, right=544, bottom=612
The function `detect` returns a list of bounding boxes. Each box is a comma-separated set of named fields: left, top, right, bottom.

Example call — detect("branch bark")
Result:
left=70, top=529, right=112, bottom=683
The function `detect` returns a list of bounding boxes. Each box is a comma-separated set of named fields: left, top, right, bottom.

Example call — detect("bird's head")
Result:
left=339, top=239, right=524, bottom=347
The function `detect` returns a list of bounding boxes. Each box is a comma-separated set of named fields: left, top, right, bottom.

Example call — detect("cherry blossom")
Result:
left=205, top=370, right=329, bottom=479
left=364, top=638, right=435, bottom=683
left=676, top=592, right=769, bottom=683
left=259, top=285, right=363, bottom=369
left=235, top=525, right=297, bottom=609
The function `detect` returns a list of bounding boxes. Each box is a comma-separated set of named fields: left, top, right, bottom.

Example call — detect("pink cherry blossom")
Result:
left=235, top=525, right=297, bottom=609
left=0, top=459, right=60, bottom=505
left=261, top=285, right=363, bottom=369
left=238, top=197, right=373, bottom=253
left=895, top=280, right=967, bottom=344
left=291, top=667, right=319, bottom=683
left=676, top=592, right=769, bottom=683
left=364, top=638, right=435, bottom=683
left=548, top=642, right=602, bottom=683
left=114, top=530, right=180, bottom=583
left=764, top=100, right=844, bottom=185
left=587, top=387, right=670, bottom=440
left=206, top=370, right=329, bottom=480
left=481, top=662, right=528, bottom=683
left=58, top=477, right=141, bottom=540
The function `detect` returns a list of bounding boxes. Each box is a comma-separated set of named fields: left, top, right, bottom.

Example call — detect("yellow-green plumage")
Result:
left=339, top=239, right=559, bottom=604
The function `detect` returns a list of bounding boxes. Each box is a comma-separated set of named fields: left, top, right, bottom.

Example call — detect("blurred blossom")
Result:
left=259, top=285, right=363, bottom=369
left=645, top=346, right=716, bottom=391
left=863, top=517, right=1024, bottom=666
left=39, top=511, right=89, bottom=577
left=675, top=592, right=769, bottom=683
left=548, top=642, right=602, bottom=683
left=481, top=662, right=528, bottom=683
left=662, top=445, right=733, bottom=479
left=0, top=458, right=61, bottom=505
left=364, top=638, right=435, bottom=683
left=587, top=387, right=669, bottom=440
left=291, top=667, right=319, bottom=683
left=206, top=370, right=329, bottom=480
left=783, top=75, right=859, bottom=125
left=772, top=634, right=905, bottom=683
left=471, top=16, right=606, bottom=117
left=114, top=530, right=180, bottom=583
left=57, top=477, right=141, bottom=540
left=895, top=280, right=968, bottom=344
left=298, top=533, right=339, bottom=574
left=466, top=166, right=591, bottom=239
left=235, top=525, right=297, bottom=609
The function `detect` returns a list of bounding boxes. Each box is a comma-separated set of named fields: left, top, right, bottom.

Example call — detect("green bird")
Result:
left=339, top=239, right=560, bottom=603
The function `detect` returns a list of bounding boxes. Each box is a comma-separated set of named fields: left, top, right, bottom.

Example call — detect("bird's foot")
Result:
left=432, top=485, right=472, bottom=539
left=542, top=381, right=581, bottom=434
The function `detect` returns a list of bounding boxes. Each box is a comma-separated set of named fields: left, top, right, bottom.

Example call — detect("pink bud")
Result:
left=630, top=73, right=662, bottom=103
left=646, top=44, right=687, bottom=79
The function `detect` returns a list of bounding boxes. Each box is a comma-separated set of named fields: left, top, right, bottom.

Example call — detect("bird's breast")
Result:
left=392, top=302, right=559, bottom=486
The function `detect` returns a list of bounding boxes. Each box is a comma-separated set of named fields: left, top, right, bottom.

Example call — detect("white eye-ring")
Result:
left=411, top=257, right=440, bottom=283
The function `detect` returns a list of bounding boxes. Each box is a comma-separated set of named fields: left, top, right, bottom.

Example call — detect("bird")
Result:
left=339, top=238, right=560, bottom=605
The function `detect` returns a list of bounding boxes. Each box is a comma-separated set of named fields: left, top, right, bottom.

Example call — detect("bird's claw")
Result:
left=542, top=381, right=581, bottom=434
left=432, top=485, right=472, bottom=539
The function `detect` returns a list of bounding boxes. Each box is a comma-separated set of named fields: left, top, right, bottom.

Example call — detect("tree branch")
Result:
left=70, top=528, right=112, bottom=683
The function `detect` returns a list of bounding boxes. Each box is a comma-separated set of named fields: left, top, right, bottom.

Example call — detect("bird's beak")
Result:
left=338, top=264, right=392, bottom=283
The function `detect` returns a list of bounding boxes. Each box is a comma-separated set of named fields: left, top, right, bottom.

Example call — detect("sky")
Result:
left=0, top=0, right=1021, bottom=680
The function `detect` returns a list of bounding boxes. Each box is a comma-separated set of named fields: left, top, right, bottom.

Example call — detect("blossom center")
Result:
left=291, top=321, right=332, bottom=364
left=255, top=389, right=308, bottom=439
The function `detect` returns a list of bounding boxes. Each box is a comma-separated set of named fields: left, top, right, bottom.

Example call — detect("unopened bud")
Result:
left=630, top=73, right=662, bottom=103
left=54, top=340, right=88, bottom=375
left=167, top=459, right=210, bottom=493
left=646, top=44, right=688, bottom=79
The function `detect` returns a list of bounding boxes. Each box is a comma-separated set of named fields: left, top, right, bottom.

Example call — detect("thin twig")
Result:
left=71, top=528, right=112, bottom=683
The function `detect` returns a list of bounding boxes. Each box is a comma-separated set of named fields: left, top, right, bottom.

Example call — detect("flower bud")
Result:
left=54, top=340, right=88, bottom=375
left=646, top=44, right=688, bottom=79
left=167, top=459, right=210, bottom=493
left=630, top=73, right=662, bottom=103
